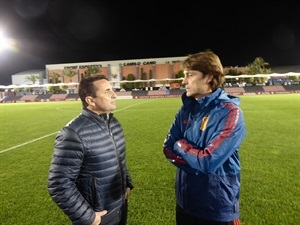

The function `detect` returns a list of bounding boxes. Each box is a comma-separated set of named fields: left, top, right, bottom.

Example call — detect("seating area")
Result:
left=36, top=94, right=53, bottom=101
left=0, top=95, right=22, bottom=102
left=148, top=90, right=167, bottom=96
left=116, top=91, right=132, bottom=96
left=19, top=95, right=38, bottom=102
left=282, top=84, right=300, bottom=92
left=262, top=85, right=287, bottom=93
left=1, top=84, right=299, bottom=103
left=224, top=87, right=245, bottom=95
left=243, top=85, right=265, bottom=93
left=66, top=94, right=80, bottom=100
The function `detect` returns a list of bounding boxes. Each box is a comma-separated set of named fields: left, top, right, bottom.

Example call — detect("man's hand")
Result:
left=125, top=187, right=131, bottom=200
left=91, top=210, right=108, bottom=225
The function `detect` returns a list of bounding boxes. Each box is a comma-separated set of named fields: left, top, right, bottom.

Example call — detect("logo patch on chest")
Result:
left=200, top=116, right=209, bottom=131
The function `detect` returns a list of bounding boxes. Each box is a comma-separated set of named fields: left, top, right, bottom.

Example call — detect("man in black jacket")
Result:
left=48, top=74, right=134, bottom=225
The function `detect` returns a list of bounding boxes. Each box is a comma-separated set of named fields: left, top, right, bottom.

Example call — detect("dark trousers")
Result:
left=118, top=200, right=128, bottom=225
left=176, top=204, right=240, bottom=225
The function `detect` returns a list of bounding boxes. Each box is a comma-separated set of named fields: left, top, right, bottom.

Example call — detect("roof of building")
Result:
left=12, top=69, right=45, bottom=76
left=272, top=65, right=300, bottom=73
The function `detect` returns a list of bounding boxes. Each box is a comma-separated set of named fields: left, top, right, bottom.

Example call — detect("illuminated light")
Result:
left=0, top=29, right=17, bottom=52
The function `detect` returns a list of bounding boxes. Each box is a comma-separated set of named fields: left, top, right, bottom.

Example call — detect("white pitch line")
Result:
left=0, top=132, right=58, bottom=154
left=0, top=99, right=156, bottom=154
left=114, top=99, right=157, bottom=112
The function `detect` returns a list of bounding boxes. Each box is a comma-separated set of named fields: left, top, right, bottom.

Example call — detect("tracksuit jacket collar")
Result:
left=182, top=88, right=240, bottom=111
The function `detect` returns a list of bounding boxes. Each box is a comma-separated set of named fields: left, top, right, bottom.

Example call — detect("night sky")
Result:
left=0, top=0, right=299, bottom=85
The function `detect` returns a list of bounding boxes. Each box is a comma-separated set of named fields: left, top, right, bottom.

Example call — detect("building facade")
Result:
left=46, top=56, right=186, bottom=89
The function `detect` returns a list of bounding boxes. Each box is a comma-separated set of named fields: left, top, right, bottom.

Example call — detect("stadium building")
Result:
left=1, top=56, right=299, bottom=103
left=45, top=56, right=187, bottom=90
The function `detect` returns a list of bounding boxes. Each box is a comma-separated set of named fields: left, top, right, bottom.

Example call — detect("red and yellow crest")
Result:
left=200, top=116, right=209, bottom=131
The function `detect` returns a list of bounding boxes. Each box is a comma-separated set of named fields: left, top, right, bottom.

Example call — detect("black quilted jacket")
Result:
left=48, top=108, right=133, bottom=225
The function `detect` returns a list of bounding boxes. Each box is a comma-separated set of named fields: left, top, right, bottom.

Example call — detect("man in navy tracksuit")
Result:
left=163, top=51, right=246, bottom=225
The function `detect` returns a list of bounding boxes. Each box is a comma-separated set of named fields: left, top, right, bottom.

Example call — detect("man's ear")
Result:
left=85, top=96, right=94, bottom=106
left=206, top=74, right=213, bottom=83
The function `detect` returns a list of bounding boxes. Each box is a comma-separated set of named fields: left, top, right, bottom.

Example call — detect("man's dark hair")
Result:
left=78, top=74, right=108, bottom=107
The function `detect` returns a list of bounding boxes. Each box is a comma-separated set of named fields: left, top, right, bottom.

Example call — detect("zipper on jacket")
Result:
left=107, top=114, right=126, bottom=202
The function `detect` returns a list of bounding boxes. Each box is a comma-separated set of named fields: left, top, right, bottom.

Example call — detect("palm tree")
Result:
left=247, top=57, right=272, bottom=84
left=125, top=74, right=135, bottom=90
left=84, top=66, right=102, bottom=77
left=24, top=74, right=40, bottom=84
left=24, top=74, right=40, bottom=93
left=62, top=69, right=77, bottom=82
left=48, top=72, right=61, bottom=84
left=62, top=69, right=78, bottom=93
left=247, top=57, right=272, bottom=74
left=48, top=72, right=62, bottom=93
